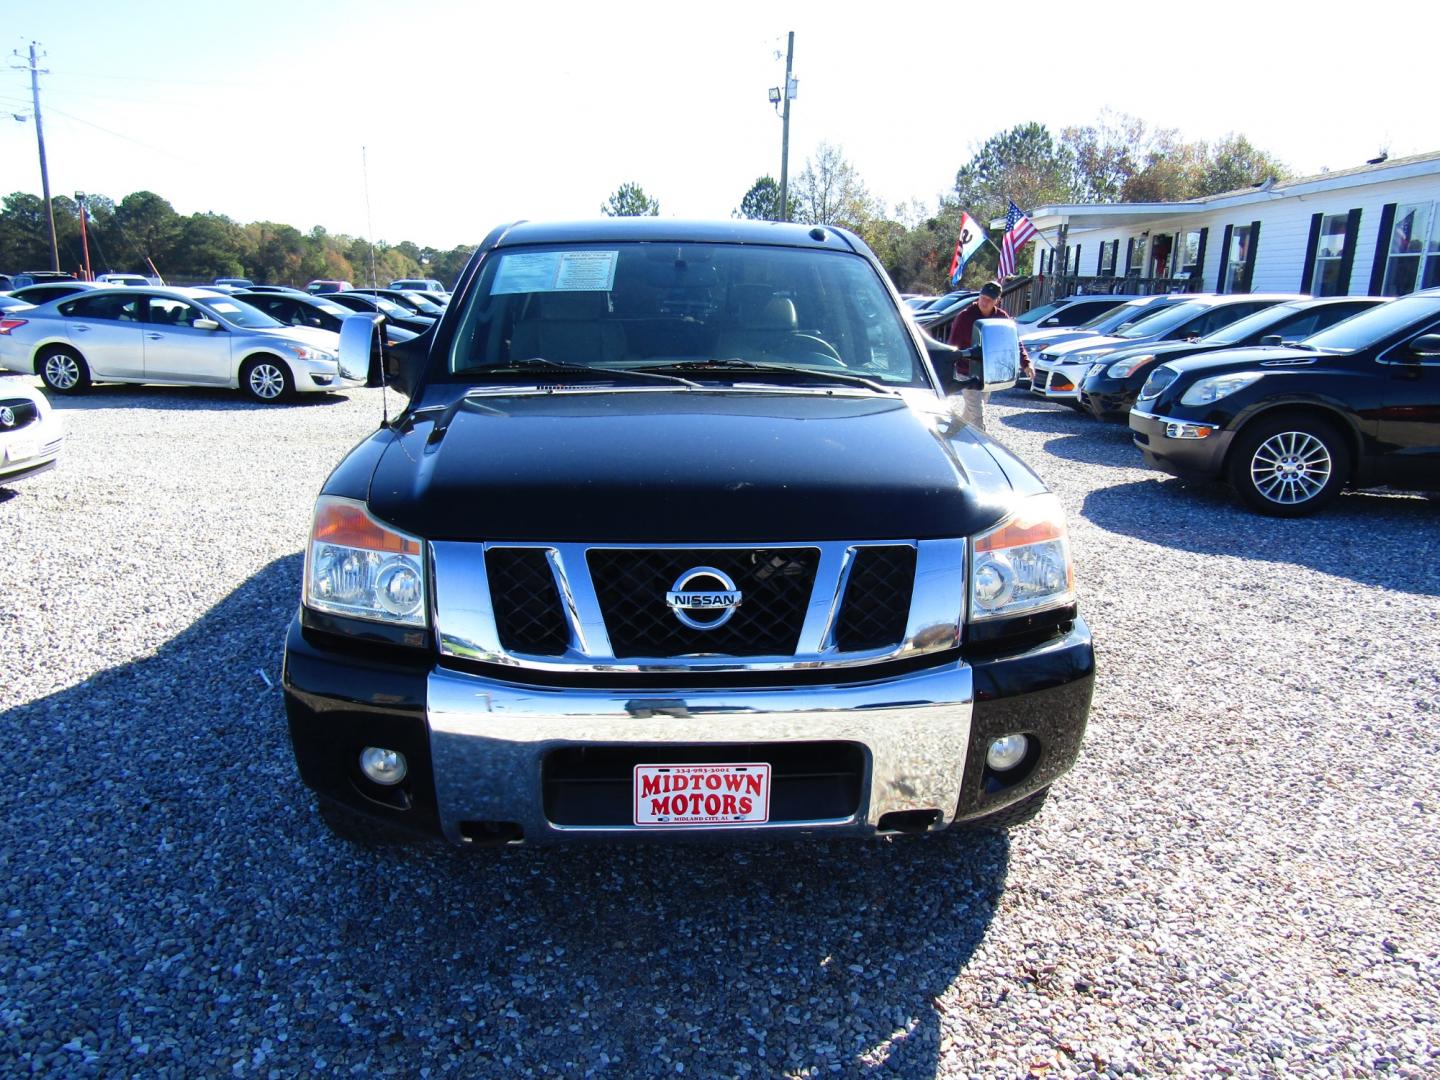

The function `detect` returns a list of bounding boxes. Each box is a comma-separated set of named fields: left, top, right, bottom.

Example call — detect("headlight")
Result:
left=304, top=496, right=427, bottom=627
left=1179, top=371, right=1263, bottom=406
left=1107, top=354, right=1154, bottom=379
left=1137, top=365, right=1179, bottom=401
left=286, top=343, right=337, bottom=362
left=970, top=493, right=1074, bottom=621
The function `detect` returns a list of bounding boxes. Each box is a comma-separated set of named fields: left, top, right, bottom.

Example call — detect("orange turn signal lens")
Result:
left=974, top=494, right=1067, bottom=553
left=311, top=497, right=421, bottom=555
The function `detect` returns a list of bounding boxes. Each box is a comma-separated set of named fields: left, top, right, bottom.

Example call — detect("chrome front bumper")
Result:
left=426, top=660, right=974, bottom=844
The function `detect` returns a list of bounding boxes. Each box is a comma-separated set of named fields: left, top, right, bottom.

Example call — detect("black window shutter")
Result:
left=1336, top=207, right=1363, bottom=294
left=1216, top=225, right=1234, bottom=291
left=1193, top=228, right=1209, bottom=287
left=1124, top=238, right=1135, bottom=275
left=1095, top=242, right=1104, bottom=274
left=1368, top=203, right=1397, bottom=294
left=1074, top=244, right=1082, bottom=276
left=1112, top=238, right=1121, bottom=276
left=1300, top=213, right=1323, bottom=293
left=1241, top=220, right=1261, bottom=292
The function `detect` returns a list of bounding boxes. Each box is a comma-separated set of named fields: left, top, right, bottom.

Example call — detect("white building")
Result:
left=1007, top=151, right=1440, bottom=299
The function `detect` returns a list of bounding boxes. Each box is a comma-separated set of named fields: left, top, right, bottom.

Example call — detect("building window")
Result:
left=1312, top=214, right=1350, bottom=297
left=1223, top=225, right=1252, bottom=293
left=1099, top=240, right=1116, bottom=276
left=1180, top=231, right=1202, bottom=276
left=1382, top=202, right=1440, bottom=296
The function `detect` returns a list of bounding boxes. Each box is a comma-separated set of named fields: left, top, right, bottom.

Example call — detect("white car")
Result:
left=0, top=287, right=361, bottom=403
left=0, top=381, right=64, bottom=485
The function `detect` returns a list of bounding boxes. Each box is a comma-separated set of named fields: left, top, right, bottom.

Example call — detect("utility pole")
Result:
left=75, top=192, right=92, bottom=280
left=778, top=31, right=794, bottom=223
left=13, top=43, right=59, bottom=272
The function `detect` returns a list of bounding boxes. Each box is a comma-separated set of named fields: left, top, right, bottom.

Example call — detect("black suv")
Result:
left=1130, top=291, right=1440, bottom=515
left=282, top=219, right=1094, bottom=848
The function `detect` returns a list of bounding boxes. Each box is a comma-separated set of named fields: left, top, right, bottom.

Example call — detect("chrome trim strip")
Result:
left=431, top=539, right=966, bottom=673
left=425, top=660, right=974, bottom=843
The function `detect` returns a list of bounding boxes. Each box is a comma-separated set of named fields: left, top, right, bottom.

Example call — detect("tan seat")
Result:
left=713, top=296, right=798, bottom=359
left=510, top=291, right=626, bottom=366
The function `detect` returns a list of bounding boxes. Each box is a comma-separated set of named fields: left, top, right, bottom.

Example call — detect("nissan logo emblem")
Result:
left=665, top=566, right=743, bottom=631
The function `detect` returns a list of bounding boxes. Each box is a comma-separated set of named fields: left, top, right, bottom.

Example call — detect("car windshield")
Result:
left=447, top=242, right=926, bottom=386
left=371, top=298, right=411, bottom=317
left=1300, top=295, right=1439, bottom=351
left=1113, top=300, right=1211, bottom=339
left=197, top=296, right=283, bottom=329
left=1077, top=299, right=1162, bottom=332
left=1201, top=302, right=1306, bottom=345
left=1015, top=302, right=1060, bottom=325
left=398, top=292, right=444, bottom=313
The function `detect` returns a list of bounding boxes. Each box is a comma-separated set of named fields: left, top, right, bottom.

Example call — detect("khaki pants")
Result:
left=960, top=388, right=989, bottom=431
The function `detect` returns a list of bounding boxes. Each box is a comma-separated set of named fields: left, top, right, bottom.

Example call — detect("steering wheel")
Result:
left=768, top=333, right=847, bottom=368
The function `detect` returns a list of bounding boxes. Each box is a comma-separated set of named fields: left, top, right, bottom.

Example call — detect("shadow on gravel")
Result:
left=46, top=383, right=354, bottom=412
left=1084, top=478, right=1440, bottom=596
left=0, top=554, right=1007, bottom=1078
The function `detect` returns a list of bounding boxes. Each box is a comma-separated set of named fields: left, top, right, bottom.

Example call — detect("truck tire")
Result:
left=1228, top=412, right=1350, bottom=517
left=957, top=786, right=1050, bottom=832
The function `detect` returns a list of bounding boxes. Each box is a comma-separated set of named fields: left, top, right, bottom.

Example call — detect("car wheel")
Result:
left=1228, top=412, right=1351, bottom=517
left=240, top=355, right=293, bottom=403
left=39, top=348, right=91, bottom=395
left=956, top=786, right=1050, bottom=832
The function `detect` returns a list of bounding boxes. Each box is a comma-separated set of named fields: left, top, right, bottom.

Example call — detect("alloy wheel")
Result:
left=45, top=354, right=79, bottom=390
left=1250, top=430, right=1332, bottom=505
left=249, top=363, right=285, bottom=400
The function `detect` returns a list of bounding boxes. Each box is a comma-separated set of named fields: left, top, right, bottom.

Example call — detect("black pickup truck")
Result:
left=283, top=219, right=1094, bottom=847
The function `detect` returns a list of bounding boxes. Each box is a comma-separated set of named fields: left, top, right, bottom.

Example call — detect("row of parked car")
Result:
left=0, top=277, right=453, bottom=485
left=988, top=289, right=1439, bottom=515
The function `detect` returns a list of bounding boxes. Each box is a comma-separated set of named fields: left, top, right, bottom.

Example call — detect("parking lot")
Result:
left=1, top=376, right=1436, bottom=1077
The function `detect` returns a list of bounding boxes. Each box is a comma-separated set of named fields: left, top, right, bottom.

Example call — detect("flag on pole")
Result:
left=948, top=211, right=986, bottom=284
left=997, top=201, right=1037, bottom=279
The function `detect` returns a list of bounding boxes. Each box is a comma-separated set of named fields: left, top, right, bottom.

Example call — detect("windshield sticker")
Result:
left=492, top=250, right=619, bottom=294
left=208, top=302, right=241, bottom=313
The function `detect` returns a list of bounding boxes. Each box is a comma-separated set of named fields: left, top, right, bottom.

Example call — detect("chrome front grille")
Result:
left=431, top=539, right=965, bottom=674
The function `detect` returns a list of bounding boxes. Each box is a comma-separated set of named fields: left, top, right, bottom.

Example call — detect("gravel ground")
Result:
left=0, top=374, right=1436, bottom=1078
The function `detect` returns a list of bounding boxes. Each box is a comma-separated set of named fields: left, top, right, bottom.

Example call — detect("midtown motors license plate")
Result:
left=633, top=763, right=771, bottom=826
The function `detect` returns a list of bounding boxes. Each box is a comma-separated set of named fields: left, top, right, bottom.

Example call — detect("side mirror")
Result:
left=1408, top=333, right=1440, bottom=357
left=974, top=319, right=1020, bottom=391
left=192, top=318, right=220, bottom=331
left=1042, top=317, right=1059, bottom=326
left=1260, top=334, right=1284, bottom=346
left=338, top=312, right=382, bottom=384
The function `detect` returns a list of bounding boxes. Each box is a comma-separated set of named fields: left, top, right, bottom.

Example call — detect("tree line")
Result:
left=723, top=112, right=1290, bottom=293
left=0, top=190, right=475, bottom=287
left=2, top=112, right=1291, bottom=295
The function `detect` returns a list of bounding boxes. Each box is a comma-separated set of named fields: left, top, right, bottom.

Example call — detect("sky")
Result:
left=0, top=0, right=1431, bottom=255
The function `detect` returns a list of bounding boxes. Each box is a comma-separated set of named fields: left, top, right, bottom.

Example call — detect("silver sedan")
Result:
left=0, top=287, right=362, bottom=403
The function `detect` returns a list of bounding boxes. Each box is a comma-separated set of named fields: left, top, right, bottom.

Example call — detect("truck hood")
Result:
left=365, top=388, right=1034, bottom=543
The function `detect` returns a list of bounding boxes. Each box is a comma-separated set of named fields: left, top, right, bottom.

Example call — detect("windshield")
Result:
left=447, top=242, right=926, bottom=386
left=1113, top=300, right=1211, bottom=339
left=311, top=300, right=350, bottom=317
left=197, top=296, right=283, bottom=329
left=1015, top=302, right=1059, bottom=325
left=1202, top=302, right=1305, bottom=345
left=1300, top=295, right=1438, bottom=351
left=1078, top=298, right=1160, bottom=332
left=399, top=292, right=445, bottom=314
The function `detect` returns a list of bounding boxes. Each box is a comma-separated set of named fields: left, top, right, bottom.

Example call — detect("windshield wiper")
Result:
left=640, top=358, right=897, bottom=395
left=467, top=357, right=700, bottom=387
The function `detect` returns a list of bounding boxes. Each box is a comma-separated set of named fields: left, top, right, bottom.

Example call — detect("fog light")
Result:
left=986, top=734, right=1029, bottom=772
left=1165, top=421, right=1213, bottom=440
left=360, top=746, right=407, bottom=786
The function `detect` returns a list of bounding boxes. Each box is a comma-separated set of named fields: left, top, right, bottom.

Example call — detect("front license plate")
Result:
left=633, top=762, right=771, bottom=826
left=3, top=437, right=39, bottom=464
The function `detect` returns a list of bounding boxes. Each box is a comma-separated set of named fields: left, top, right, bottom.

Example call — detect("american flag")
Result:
left=997, top=201, right=1037, bottom=279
